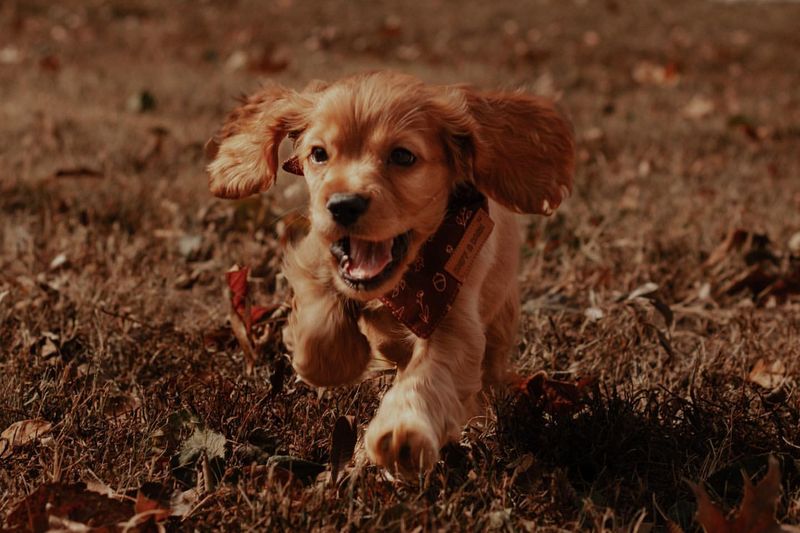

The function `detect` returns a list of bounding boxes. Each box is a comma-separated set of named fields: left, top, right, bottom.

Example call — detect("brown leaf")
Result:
left=103, top=393, right=142, bottom=420
left=518, top=371, right=593, bottom=416
left=0, top=419, right=52, bottom=458
left=330, top=415, right=357, bottom=485
left=748, top=359, right=786, bottom=390
left=170, top=487, right=201, bottom=518
left=689, top=456, right=800, bottom=533
left=226, top=265, right=277, bottom=373
left=226, top=265, right=274, bottom=331
left=229, top=303, right=257, bottom=374
left=7, top=482, right=134, bottom=533
left=135, top=482, right=172, bottom=522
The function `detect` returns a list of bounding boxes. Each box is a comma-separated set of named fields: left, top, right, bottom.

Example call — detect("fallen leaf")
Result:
left=748, top=359, right=786, bottom=390
left=229, top=306, right=257, bottom=374
left=173, top=427, right=227, bottom=492
left=330, top=415, right=357, bottom=484
left=518, top=371, right=593, bottom=416
left=226, top=266, right=273, bottom=331
left=179, top=428, right=227, bottom=466
left=84, top=480, right=116, bottom=498
left=267, top=455, right=326, bottom=485
left=161, top=408, right=202, bottom=449
left=170, top=487, right=201, bottom=517
left=41, top=338, right=59, bottom=358
left=1, top=419, right=52, bottom=458
left=6, top=483, right=134, bottom=533
left=103, top=393, right=142, bottom=420
left=226, top=265, right=280, bottom=373
left=688, top=456, right=800, bottom=533
left=135, top=482, right=172, bottom=522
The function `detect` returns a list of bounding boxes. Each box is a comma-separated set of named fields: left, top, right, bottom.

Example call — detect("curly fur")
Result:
left=207, top=71, right=575, bottom=474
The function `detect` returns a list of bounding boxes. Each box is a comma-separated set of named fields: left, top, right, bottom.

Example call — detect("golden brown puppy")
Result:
left=207, top=72, right=574, bottom=474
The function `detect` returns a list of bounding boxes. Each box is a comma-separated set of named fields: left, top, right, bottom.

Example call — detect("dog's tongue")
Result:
left=346, top=237, right=393, bottom=280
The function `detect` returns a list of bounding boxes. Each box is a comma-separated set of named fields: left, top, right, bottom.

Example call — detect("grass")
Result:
left=1, top=0, right=799, bottom=530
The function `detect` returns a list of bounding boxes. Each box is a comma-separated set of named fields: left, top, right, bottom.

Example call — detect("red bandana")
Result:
left=378, top=186, right=493, bottom=338
left=281, top=158, right=494, bottom=338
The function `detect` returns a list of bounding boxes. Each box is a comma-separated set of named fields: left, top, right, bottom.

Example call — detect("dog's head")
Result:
left=207, top=72, right=575, bottom=300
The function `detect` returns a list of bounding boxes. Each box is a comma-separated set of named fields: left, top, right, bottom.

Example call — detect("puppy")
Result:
left=206, top=72, right=574, bottom=474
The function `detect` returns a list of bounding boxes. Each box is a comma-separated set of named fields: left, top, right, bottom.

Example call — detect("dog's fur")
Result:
left=207, top=72, right=574, bottom=473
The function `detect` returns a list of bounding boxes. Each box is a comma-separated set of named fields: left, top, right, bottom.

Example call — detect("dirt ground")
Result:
left=2, top=0, right=800, bottom=531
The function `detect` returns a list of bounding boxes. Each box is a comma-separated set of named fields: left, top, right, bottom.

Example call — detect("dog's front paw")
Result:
left=365, top=414, right=439, bottom=475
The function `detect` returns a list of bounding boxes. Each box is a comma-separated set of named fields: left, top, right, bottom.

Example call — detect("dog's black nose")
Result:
left=327, top=193, right=370, bottom=227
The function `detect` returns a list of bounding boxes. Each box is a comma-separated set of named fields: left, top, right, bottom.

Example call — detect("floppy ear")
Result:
left=206, top=83, right=311, bottom=199
left=435, top=87, right=575, bottom=215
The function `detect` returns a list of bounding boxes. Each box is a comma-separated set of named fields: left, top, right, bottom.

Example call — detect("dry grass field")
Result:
left=1, top=0, right=799, bottom=530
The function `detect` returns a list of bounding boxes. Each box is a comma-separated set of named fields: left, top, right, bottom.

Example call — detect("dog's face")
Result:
left=207, top=72, right=575, bottom=300
left=292, top=79, right=455, bottom=298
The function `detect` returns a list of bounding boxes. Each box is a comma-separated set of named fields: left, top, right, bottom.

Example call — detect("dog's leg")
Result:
left=481, top=293, right=519, bottom=389
left=283, top=237, right=371, bottom=387
left=364, top=292, right=485, bottom=473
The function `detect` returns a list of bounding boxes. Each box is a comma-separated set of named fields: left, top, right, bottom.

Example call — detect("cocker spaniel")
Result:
left=206, top=71, right=575, bottom=474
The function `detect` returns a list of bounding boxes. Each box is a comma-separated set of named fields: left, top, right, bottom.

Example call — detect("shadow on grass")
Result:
left=495, top=378, right=800, bottom=530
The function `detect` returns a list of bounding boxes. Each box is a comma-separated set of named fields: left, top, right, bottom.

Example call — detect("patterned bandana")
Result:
left=379, top=186, right=494, bottom=338
left=281, top=157, right=494, bottom=338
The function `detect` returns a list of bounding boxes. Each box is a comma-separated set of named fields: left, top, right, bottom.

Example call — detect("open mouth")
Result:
left=330, top=232, right=411, bottom=291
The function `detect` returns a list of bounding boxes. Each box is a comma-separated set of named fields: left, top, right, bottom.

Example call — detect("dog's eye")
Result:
left=388, top=148, right=416, bottom=167
left=310, top=147, right=328, bottom=164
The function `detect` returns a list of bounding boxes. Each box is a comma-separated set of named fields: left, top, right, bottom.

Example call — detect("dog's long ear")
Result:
left=434, top=87, right=575, bottom=215
left=206, top=83, right=312, bottom=199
